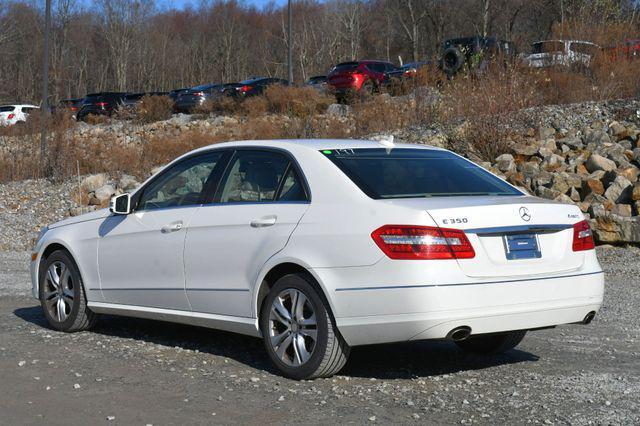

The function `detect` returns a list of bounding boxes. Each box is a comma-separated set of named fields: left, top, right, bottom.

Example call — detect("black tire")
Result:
left=260, top=273, right=350, bottom=380
left=442, top=46, right=465, bottom=76
left=39, top=250, right=96, bottom=332
left=358, top=80, right=375, bottom=102
left=455, top=330, right=527, bottom=355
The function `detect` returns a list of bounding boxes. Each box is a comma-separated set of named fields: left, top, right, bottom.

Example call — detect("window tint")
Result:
left=533, top=41, right=564, bottom=54
left=332, top=62, right=358, bottom=72
left=138, top=152, right=222, bottom=211
left=278, top=167, right=308, bottom=202
left=0, top=106, right=15, bottom=112
left=571, top=42, right=598, bottom=55
left=323, top=148, right=522, bottom=199
left=366, top=63, right=386, bottom=73
left=219, top=151, right=290, bottom=203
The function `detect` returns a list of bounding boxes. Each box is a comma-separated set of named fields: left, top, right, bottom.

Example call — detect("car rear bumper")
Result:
left=316, top=267, right=604, bottom=346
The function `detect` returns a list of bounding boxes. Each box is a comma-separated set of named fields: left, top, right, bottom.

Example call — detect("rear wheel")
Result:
left=39, top=250, right=96, bottom=332
left=455, top=330, right=527, bottom=355
left=260, top=273, right=350, bottom=380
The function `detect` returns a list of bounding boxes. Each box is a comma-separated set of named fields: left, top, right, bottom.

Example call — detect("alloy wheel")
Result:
left=43, top=261, right=75, bottom=323
left=268, top=288, right=318, bottom=366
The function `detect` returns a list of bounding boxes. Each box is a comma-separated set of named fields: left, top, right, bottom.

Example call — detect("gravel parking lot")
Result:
left=1, top=246, right=638, bottom=425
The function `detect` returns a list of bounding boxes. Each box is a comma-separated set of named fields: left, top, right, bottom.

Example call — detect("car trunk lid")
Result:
left=388, top=196, right=586, bottom=278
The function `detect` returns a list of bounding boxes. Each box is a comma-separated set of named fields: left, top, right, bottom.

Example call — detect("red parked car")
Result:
left=327, top=60, right=399, bottom=101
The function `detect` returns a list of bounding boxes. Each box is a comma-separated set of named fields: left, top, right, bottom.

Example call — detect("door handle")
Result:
left=250, top=215, right=277, bottom=228
left=161, top=221, right=183, bottom=233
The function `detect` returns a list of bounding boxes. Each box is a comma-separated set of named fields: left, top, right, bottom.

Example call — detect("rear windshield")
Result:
left=322, top=148, right=522, bottom=199
left=332, top=62, right=358, bottom=72
left=0, top=106, right=15, bottom=112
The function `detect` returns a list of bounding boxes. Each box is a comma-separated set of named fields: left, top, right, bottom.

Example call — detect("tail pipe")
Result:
left=582, top=311, right=596, bottom=325
left=447, top=326, right=472, bottom=341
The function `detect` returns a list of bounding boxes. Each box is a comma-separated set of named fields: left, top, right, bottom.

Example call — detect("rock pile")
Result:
left=484, top=120, right=640, bottom=243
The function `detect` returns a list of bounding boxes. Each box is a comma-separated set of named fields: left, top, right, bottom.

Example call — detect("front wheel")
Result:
left=39, top=250, right=96, bottom=332
left=455, top=330, right=527, bottom=355
left=260, top=274, right=350, bottom=379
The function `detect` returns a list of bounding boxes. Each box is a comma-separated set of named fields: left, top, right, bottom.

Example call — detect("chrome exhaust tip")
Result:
left=582, top=311, right=596, bottom=325
left=447, top=326, right=472, bottom=341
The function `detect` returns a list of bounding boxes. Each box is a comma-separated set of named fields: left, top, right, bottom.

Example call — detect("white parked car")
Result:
left=522, top=40, right=600, bottom=69
left=0, top=104, right=39, bottom=126
left=31, top=139, right=604, bottom=379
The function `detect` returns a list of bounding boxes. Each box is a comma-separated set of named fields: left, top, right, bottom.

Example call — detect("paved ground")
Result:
left=1, top=247, right=638, bottom=425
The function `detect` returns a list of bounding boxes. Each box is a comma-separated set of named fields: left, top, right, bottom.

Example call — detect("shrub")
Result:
left=136, top=95, right=174, bottom=123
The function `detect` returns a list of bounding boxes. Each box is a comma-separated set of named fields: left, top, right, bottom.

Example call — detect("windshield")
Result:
left=322, top=148, right=523, bottom=199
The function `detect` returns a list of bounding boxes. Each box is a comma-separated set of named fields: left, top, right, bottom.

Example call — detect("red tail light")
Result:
left=95, top=101, right=108, bottom=107
left=371, top=225, right=475, bottom=260
left=572, top=220, right=595, bottom=251
left=239, top=85, right=252, bottom=93
left=71, top=107, right=78, bottom=111
left=192, top=91, right=204, bottom=97
left=7, top=113, right=15, bottom=120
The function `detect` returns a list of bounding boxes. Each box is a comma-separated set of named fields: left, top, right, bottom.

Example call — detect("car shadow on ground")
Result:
left=14, top=305, right=539, bottom=380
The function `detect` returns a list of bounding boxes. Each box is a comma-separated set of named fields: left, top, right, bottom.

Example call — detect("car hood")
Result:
left=49, top=208, right=111, bottom=229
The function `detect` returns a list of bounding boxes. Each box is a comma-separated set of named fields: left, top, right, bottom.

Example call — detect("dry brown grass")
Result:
left=136, top=95, right=174, bottom=123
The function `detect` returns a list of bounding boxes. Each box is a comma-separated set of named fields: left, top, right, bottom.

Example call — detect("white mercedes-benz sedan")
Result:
left=31, top=139, right=604, bottom=379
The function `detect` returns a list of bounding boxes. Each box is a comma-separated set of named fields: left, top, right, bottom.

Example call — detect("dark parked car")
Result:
left=440, top=36, right=516, bottom=76
left=121, top=92, right=169, bottom=111
left=175, top=83, right=238, bottom=113
left=50, top=98, right=83, bottom=116
left=76, top=92, right=127, bottom=121
left=169, top=88, right=190, bottom=102
left=327, top=60, right=400, bottom=101
left=225, top=77, right=289, bottom=98
left=305, top=75, right=327, bottom=93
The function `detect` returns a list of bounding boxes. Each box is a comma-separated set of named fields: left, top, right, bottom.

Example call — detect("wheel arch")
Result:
left=35, top=239, right=81, bottom=297
left=253, top=259, right=336, bottom=323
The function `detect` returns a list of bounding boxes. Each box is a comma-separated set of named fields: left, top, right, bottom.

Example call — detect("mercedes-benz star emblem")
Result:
left=519, top=206, right=531, bottom=222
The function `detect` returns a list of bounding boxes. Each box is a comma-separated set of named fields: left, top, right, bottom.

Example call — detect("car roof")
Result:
left=189, top=139, right=446, bottom=157
left=0, top=104, right=39, bottom=108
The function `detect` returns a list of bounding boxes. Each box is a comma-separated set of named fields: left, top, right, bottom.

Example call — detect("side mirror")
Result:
left=110, top=193, right=131, bottom=215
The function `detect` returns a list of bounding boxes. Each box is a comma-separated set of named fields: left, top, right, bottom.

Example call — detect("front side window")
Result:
left=219, top=151, right=297, bottom=203
left=323, top=148, right=522, bottom=199
left=137, top=152, right=223, bottom=211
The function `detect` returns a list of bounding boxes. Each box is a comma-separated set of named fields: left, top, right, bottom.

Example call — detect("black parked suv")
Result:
left=225, top=77, right=289, bottom=98
left=440, top=36, right=516, bottom=77
left=76, top=92, right=127, bottom=121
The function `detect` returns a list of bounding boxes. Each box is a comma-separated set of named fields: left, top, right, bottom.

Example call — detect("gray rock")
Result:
left=556, top=137, right=583, bottom=150
left=513, top=143, right=538, bottom=156
left=539, top=126, right=555, bottom=139
left=81, top=174, right=108, bottom=192
left=119, top=174, right=140, bottom=192
left=94, top=184, right=116, bottom=203
left=495, top=154, right=516, bottom=173
left=585, top=129, right=611, bottom=146
left=327, top=103, right=352, bottom=117
left=586, top=154, right=616, bottom=173
left=604, top=176, right=633, bottom=203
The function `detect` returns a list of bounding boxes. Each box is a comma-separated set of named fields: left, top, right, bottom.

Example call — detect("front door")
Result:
left=184, top=149, right=310, bottom=317
left=97, top=151, right=226, bottom=310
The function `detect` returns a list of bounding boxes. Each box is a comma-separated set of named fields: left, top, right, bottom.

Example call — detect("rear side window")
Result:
left=323, top=148, right=522, bottom=199
left=366, top=63, right=386, bottom=73
left=219, top=151, right=292, bottom=203
left=332, top=62, right=358, bottom=72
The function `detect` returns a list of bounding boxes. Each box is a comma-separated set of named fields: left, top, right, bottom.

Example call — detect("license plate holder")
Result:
left=503, top=233, right=541, bottom=260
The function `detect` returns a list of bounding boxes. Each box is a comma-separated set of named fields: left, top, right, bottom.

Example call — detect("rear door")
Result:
left=184, top=149, right=310, bottom=317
